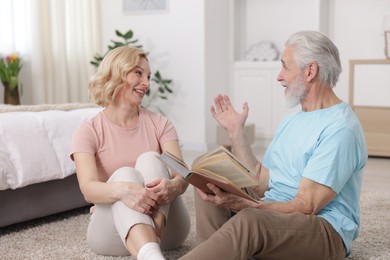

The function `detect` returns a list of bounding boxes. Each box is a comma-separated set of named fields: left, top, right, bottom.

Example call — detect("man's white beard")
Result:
left=284, top=74, right=307, bottom=108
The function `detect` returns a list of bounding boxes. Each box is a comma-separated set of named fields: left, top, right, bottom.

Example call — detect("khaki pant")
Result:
left=87, top=151, right=191, bottom=256
left=180, top=190, right=346, bottom=260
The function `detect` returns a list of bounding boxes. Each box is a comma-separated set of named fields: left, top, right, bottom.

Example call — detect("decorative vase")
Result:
left=3, top=82, right=20, bottom=105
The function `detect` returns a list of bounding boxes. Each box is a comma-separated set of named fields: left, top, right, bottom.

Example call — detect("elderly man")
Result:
left=180, top=31, right=367, bottom=260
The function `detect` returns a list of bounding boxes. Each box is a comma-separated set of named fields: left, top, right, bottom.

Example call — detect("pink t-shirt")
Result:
left=70, top=108, right=178, bottom=182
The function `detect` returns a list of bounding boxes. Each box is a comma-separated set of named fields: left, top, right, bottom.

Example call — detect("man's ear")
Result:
left=305, top=62, right=319, bottom=82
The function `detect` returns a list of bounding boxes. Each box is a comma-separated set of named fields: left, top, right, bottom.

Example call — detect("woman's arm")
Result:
left=74, top=152, right=159, bottom=214
left=146, top=140, right=189, bottom=205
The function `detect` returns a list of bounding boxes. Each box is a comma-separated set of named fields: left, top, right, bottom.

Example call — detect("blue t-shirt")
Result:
left=262, top=101, right=367, bottom=256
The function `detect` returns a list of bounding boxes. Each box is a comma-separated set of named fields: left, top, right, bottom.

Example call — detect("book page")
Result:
left=192, top=145, right=230, bottom=165
left=192, top=168, right=241, bottom=190
left=197, top=153, right=251, bottom=174
left=193, top=146, right=254, bottom=177
left=193, top=153, right=257, bottom=188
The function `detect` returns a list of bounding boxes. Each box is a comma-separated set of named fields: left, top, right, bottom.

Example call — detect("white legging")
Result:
left=86, top=151, right=191, bottom=256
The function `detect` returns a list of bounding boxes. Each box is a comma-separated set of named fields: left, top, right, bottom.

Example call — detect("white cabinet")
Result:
left=349, top=59, right=390, bottom=157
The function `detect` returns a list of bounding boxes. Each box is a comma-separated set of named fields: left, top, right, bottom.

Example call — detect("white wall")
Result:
left=204, top=0, right=230, bottom=147
left=237, top=0, right=326, bottom=59
left=330, top=0, right=390, bottom=101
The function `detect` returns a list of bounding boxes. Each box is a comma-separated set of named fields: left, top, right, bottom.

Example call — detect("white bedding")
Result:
left=0, top=105, right=102, bottom=190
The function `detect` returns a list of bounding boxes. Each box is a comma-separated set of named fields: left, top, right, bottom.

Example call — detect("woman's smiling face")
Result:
left=124, top=57, right=151, bottom=106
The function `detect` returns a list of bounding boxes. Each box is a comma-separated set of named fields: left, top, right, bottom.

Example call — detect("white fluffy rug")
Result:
left=0, top=189, right=389, bottom=260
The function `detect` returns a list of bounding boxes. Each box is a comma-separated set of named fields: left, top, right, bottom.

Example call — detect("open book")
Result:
left=158, top=146, right=258, bottom=202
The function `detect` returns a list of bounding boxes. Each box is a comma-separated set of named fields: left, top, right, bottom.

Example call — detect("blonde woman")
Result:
left=71, top=46, right=190, bottom=260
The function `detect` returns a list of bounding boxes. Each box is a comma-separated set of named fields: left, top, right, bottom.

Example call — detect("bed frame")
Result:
left=0, top=174, right=89, bottom=228
left=0, top=103, right=100, bottom=228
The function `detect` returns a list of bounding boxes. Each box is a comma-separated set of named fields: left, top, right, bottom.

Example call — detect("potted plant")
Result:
left=0, top=53, right=23, bottom=105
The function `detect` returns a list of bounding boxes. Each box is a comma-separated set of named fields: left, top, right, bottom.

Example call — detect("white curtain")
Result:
left=0, top=0, right=100, bottom=104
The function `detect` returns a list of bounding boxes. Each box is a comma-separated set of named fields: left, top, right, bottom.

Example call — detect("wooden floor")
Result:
left=183, top=147, right=390, bottom=193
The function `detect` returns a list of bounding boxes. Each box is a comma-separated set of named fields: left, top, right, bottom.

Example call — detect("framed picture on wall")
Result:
left=123, top=0, right=169, bottom=14
left=385, top=31, right=390, bottom=59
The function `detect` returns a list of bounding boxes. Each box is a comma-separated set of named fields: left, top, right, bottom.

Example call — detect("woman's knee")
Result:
left=137, top=151, right=160, bottom=162
left=108, top=167, right=143, bottom=184
left=135, top=151, right=170, bottom=181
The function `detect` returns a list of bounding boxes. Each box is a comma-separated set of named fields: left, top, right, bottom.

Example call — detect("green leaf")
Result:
left=116, top=30, right=124, bottom=38
left=109, top=41, right=126, bottom=49
left=165, top=85, right=173, bottom=93
left=128, top=39, right=139, bottom=45
left=90, top=61, right=99, bottom=67
left=124, top=30, right=134, bottom=39
left=10, top=76, right=18, bottom=90
left=93, top=55, right=103, bottom=62
left=154, top=71, right=162, bottom=79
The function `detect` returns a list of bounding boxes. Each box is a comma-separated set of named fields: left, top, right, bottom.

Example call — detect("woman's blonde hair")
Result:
left=89, top=46, right=148, bottom=107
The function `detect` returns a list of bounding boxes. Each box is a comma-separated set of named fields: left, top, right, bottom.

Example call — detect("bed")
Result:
left=0, top=103, right=102, bottom=227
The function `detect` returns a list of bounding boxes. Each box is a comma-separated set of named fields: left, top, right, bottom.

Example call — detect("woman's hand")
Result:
left=119, top=182, right=159, bottom=215
left=146, top=178, right=179, bottom=206
left=157, top=140, right=189, bottom=205
left=196, top=183, right=257, bottom=212
left=210, top=94, right=249, bottom=136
